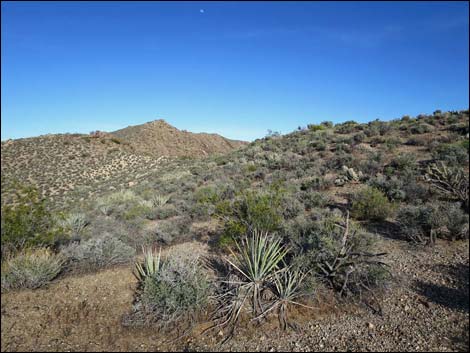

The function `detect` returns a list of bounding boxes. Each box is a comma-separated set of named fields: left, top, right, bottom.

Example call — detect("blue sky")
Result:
left=1, top=1, right=469, bottom=141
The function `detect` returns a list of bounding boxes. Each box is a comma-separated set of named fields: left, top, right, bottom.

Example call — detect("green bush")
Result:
left=432, top=143, right=469, bottom=165
left=1, top=248, right=64, bottom=291
left=1, top=184, right=64, bottom=257
left=390, top=153, right=417, bottom=173
left=396, top=204, right=435, bottom=243
left=215, top=187, right=284, bottom=242
left=351, top=187, right=393, bottom=221
left=307, top=124, right=326, bottom=132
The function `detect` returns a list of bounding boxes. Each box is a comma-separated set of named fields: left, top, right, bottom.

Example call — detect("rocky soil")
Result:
left=1, top=238, right=468, bottom=352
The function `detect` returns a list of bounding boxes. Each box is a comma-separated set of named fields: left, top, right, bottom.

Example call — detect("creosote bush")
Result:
left=1, top=183, right=65, bottom=257
left=215, top=186, right=285, bottom=245
left=351, top=187, right=394, bottom=222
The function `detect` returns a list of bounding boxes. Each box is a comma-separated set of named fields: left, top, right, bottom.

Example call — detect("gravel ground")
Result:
left=1, top=239, right=468, bottom=352
left=187, top=238, right=469, bottom=352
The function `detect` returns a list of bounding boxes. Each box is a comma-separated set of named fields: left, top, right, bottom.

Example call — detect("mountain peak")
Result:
left=110, top=119, right=247, bottom=157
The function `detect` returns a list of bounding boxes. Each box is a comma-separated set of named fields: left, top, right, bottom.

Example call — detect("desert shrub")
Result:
left=449, top=122, right=469, bottom=136
left=401, top=115, right=411, bottom=122
left=367, top=175, right=406, bottom=202
left=327, top=151, right=353, bottom=170
left=383, top=137, right=401, bottom=151
left=390, top=153, right=417, bottom=173
left=396, top=202, right=468, bottom=243
left=335, top=121, right=358, bottom=134
left=300, top=175, right=330, bottom=191
left=58, top=213, right=89, bottom=239
left=405, top=135, right=432, bottom=146
left=1, top=248, right=64, bottom=291
left=307, top=124, right=326, bottom=132
left=310, top=139, right=327, bottom=151
left=442, top=203, right=469, bottom=240
left=298, top=191, right=331, bottom=210
left=60, top=233, right=136, bottom=271
left=1, top=184, right=64, bottom=257
left=396, top=204, right=435, bottom=244
left=215, top=187, right=285, bottom=244
left=119, top=203, right=153, bottom=220
left=280, top=193, right=304, bottom=219
left=139, top=247, right=211, bottom=325
left=97, top=189, right=157, bottom=221
left=309, top=213, right=387, bottom=295
left=350, top=187, right=393, bottom=221
left=431, top=143, right=469, bottom=165
left=321, top=121, right=334, bottom=128
left=284, top=211, right=388, bottom=297
left=147, top=204, right=179, bottom=220
left=410, top=123, right=434, bottom=134
left=461, top=139, right=469, bottom=152
left=425, top=162, right=469, bottom=211
left=152, top=217, right=191, bottom=245
left=353, top=132, right=366, bottom=143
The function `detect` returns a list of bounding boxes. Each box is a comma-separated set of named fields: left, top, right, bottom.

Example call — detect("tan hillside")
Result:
left=110, top=119, right=247, bottom=157
left=0, top=121, right=246, bottom=208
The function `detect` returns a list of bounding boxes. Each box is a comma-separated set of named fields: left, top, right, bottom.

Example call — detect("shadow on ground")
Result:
left=414, top=263, right=469, bottom=313
left=363, top=220, right=408, bottom=242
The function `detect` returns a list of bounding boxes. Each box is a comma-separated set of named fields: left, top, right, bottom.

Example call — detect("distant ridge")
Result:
left=110, top=119, right=247, bottom=157
left=1, top=119, right=247, bottom=207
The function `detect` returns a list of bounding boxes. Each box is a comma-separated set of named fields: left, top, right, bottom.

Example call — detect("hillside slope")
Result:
left=1, top=120, right=246, bottom=208
left=110, top=119, right=247, bottom=157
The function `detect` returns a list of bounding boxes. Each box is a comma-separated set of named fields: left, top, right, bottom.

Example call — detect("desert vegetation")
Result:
left=1, top=110, right=469, bottom=351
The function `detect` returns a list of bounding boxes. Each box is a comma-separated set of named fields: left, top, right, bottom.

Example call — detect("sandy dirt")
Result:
left=1, top=239, right=469, bottom=352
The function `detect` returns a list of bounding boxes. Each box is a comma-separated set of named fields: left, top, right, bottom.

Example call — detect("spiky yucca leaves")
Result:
left=258, top=267, right=312, bottom=330
left=59, top=213, right=89, bottom=237
left=151, top=194, right=171, bottom=207
left=210, top=230, right=290, bottom=338
left=134, top=246, right=161, bottom=283
left=425, top=162, right=469, bottom=211
left=227, top=230, right=289, bottom=316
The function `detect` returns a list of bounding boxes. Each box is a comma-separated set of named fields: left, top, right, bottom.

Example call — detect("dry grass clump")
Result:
left=1, top=248, right=64, bottom=291
left=60, top=233, right=136, bottom=271
left=128, top=244, right=212, bottom=330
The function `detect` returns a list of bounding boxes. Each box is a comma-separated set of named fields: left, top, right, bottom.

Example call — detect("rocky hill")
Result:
left=0, top=120, right=246, bottom=208
left=110, top=119, right=246, bottom=157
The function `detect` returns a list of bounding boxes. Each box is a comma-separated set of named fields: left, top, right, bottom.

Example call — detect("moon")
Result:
left=199, top=9, right=204, bottom=13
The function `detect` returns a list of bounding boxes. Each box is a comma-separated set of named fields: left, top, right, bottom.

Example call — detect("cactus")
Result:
left=425, top=162, right=469, bottom=211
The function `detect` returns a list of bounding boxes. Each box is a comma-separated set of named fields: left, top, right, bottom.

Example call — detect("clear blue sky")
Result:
left=1, top=1, right=469, bottom=141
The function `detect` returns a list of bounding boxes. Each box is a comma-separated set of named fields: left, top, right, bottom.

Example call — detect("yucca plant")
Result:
left=256, top=267, right=312, bottom=330
left=210, top=229, right=289, bottom=337
left=138, top=199, right=154, bottom=208
left=134, top=246, right=161, bottom=283
left=59, top=213, right=89, bottom=237
left=226, top=229, right=289, bottom=316
left=151, top=194, right=171, bottom=207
